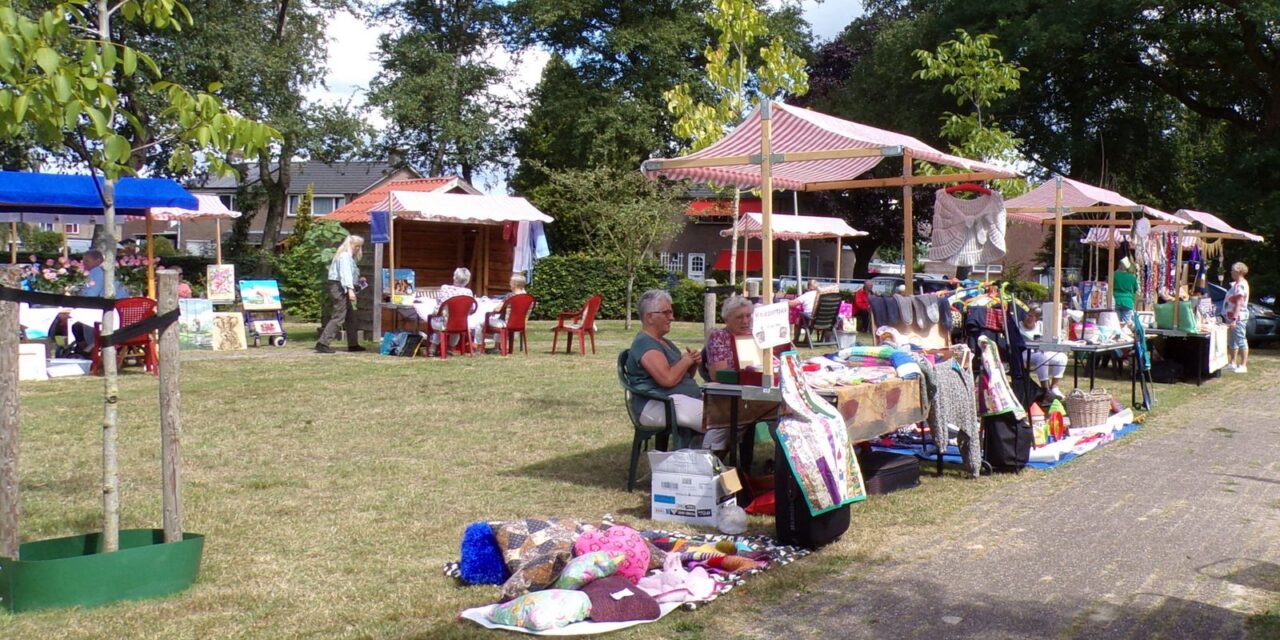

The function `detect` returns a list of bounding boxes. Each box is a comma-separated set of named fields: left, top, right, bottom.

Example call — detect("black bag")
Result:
left=400, top=333, right=423, bottom=357
left=1150, top=359, right=1183, bottom=384
left=982, top=412, right=1032, bottom=473
left=857, top=449, right=921, bottom=495
left=772, top=425, right=850, bottom=549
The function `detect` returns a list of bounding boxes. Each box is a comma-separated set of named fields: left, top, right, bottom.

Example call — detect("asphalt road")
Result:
left=750, top=360, right=1280, bottom=639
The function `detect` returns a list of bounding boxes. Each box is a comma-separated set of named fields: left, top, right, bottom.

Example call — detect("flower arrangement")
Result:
left=20, top=255, right=91, bottom=294
left=114, top=246, right=158, bottom=296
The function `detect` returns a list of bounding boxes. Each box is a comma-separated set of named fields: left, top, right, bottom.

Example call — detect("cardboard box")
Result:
left=19, top=343, right=47, bottom=381
left=648, top=449, right=741, bottom=528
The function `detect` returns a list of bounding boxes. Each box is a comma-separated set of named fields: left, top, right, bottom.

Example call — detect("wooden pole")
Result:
left=703, top=278, right=717, bottom=341
left=214, top=218, right=222, bottom=265
left=483, top=227, right=491, bottom=296
left=793, top=191, right=802, bottom=289
left=0, top=267, right=21, bottom=559
left=729, top=189, right=741, bottom=289
left=760, top=101, right=774, bottom=387
left=1173, top=226, right=1183, bottom=328
left=60, top=218, right=68, bottom=259
left=372, top=238, right=384, bottom=342
left=835, top=238, right=842, bottom=291
left=1107, top=212, right=1116, bottom=305
left=100, top=179, right=121, bottom=553
left=156, top=269, right=184, bottom=543
left=1052, top=176, right=1064, bottom=340
left=902, top=150, right=914, bottom=295
left=146, top=211, right=156, bottom=299
left=8, top=222, right=16, bottom=264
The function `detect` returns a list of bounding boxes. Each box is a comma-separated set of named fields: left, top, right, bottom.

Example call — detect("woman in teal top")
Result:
left=626, top=289, right=727, bottom=451
left=1113, top=257, right=1138, bottom=324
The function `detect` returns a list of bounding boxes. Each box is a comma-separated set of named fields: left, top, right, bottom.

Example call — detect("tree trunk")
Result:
left=728, top=188, right=740, bottom=288
left=0, top=266, right=20, bottom=560
left=258, top=142, right=294, bottom=266
left=156, top=270, right=184, bottom=543
left=624, top=273, right=634, bottom=330
left=850, top=239, right=879, bottom=278
left=100, top=178, right=121, bottom=553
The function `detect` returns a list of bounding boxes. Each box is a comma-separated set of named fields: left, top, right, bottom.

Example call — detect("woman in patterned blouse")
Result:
left=705, top=295, right=754, bottom=378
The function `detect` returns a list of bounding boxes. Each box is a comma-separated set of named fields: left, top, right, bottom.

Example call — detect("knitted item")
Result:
left=928, top=188, right=1007, bottom=266
left=458, top=522, right=509, bottom=585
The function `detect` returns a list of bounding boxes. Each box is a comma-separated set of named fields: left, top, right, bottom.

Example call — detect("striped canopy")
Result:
left=150, top=193, right=241, bottom=221
left=370, top=190, right=553, bottom=225
left=1005, top=177, right=1185, bottom=225
left=642, top=102, right=1014, bottom=191
left=721, top=212, right=867, bottom=240
left=1175, top=209, right=1263, bottom=242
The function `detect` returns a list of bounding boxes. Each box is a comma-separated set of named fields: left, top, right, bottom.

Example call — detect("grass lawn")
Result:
left=1, top=319, right=1275, bottom=638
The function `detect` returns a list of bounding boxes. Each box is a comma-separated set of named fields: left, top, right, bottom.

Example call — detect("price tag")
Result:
left=751, top=301, right=790, bottom=349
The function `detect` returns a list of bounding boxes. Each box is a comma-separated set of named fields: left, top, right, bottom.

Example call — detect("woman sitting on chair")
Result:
left=705, top=295, right=754, bottom=379
left=1018, top=307, right=1067, bottom=399
left=625, top=289, right=727, bottom=452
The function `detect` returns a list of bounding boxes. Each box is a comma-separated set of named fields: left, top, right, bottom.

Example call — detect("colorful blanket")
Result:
left=776, top=352, right=867, bottom=516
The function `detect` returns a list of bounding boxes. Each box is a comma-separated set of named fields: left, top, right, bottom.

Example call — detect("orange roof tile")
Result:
left=322, top=177, right=463, bottom=223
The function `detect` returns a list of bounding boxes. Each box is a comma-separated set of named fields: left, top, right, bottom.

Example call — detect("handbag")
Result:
left=1154, top=301, right=1199, bottom=333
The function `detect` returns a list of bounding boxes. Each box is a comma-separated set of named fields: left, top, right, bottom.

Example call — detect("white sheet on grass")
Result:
left=459, top=602, right=681, bottom=636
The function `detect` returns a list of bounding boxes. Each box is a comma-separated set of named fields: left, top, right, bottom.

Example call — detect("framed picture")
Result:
left=211, top=312, right=248, bottom=351
left=206, top=264, right=237, bottom=303
left=382, top=268, right=415, bottom=305
left=252, top=319, right=281, bottom=335
left=177, top=298, right=214, bottom=350
left=239, top=279, right=282, bottom=311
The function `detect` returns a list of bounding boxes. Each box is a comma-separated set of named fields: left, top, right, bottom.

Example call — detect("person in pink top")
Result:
left=1224, top=262, right=1250, bottom=373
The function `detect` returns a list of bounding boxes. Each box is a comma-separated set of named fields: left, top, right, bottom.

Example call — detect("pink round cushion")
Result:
left=573, top=526, right=649, bottom=584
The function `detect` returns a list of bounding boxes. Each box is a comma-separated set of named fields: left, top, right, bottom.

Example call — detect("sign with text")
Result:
left=751, top=301, right=791, bottom=349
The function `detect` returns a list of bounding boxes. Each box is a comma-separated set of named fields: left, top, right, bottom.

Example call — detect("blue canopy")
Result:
left=0, top=170, right=197, bottom=217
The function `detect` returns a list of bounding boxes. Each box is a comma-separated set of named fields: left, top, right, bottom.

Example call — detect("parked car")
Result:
left=866, top=275, right=953, bottom=296
left=1205, top=282, right=1278, bottom=343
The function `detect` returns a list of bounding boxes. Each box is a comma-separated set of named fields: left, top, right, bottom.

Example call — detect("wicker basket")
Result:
left=1065, top=388, right=1111, bottom=429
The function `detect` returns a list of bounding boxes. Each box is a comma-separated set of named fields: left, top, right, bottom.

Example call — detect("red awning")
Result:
left=712, top=250, right=763, bottom=271
left=686, top=198, right=763, bottom=217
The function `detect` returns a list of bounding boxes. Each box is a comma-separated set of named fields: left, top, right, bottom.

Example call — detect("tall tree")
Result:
left=0, top=0, right=274, bottom=553
left=369, top=0, right=511, bottom=186
left=664, top=0, right=810, bottom=287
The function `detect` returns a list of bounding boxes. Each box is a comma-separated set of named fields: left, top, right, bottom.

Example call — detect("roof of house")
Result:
left=321, top=177, right=480, bottom=223
left=199, top=161, right=414, bottom=196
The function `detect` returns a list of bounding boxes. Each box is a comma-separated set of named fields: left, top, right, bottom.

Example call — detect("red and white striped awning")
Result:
left=1081, top=227, right=1196, bottom=247
left=721, top=212, right=867, bottom=241
left=1175, top=209, right=1264, bottom=242
left=643, top=102, right=1014, bottom=191
left=372, top=190, right=553, bottom=225
left=149, top=193, right=241, bottom=221
left=1005, top=177, right=1184, bottom=225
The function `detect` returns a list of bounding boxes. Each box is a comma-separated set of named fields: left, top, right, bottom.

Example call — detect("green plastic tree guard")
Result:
left=0, top=529, right=204, bottom=612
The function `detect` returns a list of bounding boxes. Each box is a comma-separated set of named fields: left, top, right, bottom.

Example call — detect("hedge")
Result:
left=528, top=254, right=667, bottom=320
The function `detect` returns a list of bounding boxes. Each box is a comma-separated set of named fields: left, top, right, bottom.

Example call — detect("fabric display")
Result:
left=493, top=517, right=587, bottom=601
left=776, top=352, right=867, bottom=515
left=867, top=294, right=952, bottom=335
left=929, top=359, right=981, bottom=478
left=927, top=188, right=1008, bottom=266
left=977, top=336, right=1026, bottom=420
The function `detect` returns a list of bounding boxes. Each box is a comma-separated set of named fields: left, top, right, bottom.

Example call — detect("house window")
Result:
left=38, top=223, right=55, bottom=231
left=659, top=252, right=684, bottom=274
left=64, top=223, right=80, bottom=234
left=288, top=194, right=344, bottom=217
left=218, top=194, right=235, bottom=211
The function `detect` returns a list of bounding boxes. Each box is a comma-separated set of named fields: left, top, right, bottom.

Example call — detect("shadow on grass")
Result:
left=1199, top=558, right=1280, bottom=592
left=504, top=441, right=640, bottom=491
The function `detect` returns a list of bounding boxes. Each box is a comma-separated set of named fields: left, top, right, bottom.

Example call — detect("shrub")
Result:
left=527, top=254, right=666, bottom=321
left=669, top=278, right=706, bottom=322
left=1009, top=280, right=1048, bottom=302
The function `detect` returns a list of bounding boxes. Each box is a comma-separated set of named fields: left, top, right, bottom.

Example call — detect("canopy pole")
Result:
left=835, top=238, right=842, bottom=292
left=793, top=191, right=802, bottom=289
left=146, top=211, right=156, bottom=299
left=1107, top=212, right=1116, bottom=305
left=1052, top=176, right=1064, bottom=339
left=760, top=101, right=775, bottom=388
left=902, top=150, right=914, bottom=295
left=1173, top=225, right=1183, bottom=328
left=9, top=222, right=16, bottom=264
left=214, top=219, right=222, bottom=265
left=60, top=217, right=68, bottom=259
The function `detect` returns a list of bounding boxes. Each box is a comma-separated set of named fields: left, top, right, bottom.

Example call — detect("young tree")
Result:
left=534, top=167, right=683, bottom=328
left=913, top=29, right=1028, bottom=195
left=663, top=0, right=810, bottom=287
left=0, top=0, right=275, bottom=552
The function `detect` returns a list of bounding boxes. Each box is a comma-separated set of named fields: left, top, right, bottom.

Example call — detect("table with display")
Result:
left=1021, top=338, right=1149, bottom=409
left=1146, top=325, right=1228, bottom=386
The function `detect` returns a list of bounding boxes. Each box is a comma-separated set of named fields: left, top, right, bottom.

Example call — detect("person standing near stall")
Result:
left=316, top=235, right=365, bottom=354
left=1224, top=262, right=1250, bottom=373
left=1113, top=257, right=1138, bottom=325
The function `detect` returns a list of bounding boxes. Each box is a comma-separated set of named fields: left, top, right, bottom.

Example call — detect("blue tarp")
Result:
left=0, top=171, right=197, bottom=217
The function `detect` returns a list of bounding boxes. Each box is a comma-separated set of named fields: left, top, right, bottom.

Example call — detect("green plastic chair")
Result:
left=616, top=350, right=693, bottom=492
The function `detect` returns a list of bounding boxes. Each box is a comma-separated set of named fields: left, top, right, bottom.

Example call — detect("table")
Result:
left=1023, top=339, right=1150, bottom=409
left=701, top=383, right=782, bottom=500
left=1147, top=326, right=1227, bottom=385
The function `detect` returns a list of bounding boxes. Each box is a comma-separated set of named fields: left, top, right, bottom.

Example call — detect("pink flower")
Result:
left=58, top=256, right=69, bottom=266
left=43, top=271, right=56, bottom=281
left=45, top=258, right=55, bottom=266
left=57, top=268, right=67, bottom=275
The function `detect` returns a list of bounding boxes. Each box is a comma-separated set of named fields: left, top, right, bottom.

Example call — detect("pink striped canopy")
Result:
left=1175, top=209, right=1264, bottom=242
left=1081, top=227, right=1197, bottom=247
left=1005, top=177, right=1184, bottom=225
left=642, top=102, right=1014, bottom=190
left=720, top=212, right=867, bottom=241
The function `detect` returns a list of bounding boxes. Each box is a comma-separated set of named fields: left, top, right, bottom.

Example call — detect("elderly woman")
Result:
left=430, top=267, right=478, bottom=348
left=1225, top=261, right=1250, bottom=374
left=1018, top=306, right=1067, bottom=398
left=626, top=289, right=727, bottom=451
left=705, top=295, right=753, bottom=378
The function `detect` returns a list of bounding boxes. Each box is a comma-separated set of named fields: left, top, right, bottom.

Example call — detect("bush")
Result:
left=669, top=278, right=706, bottom=322
left=1009, top=280, right=1048, bottom=302
left=527, top=254, right=666, bottom=321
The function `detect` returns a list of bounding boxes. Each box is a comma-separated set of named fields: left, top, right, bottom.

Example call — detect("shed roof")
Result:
left=321, top=177, right=478, bottom=223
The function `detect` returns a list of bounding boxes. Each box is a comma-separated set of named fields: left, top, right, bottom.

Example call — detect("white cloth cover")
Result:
left=927, top=189, right=1007, bottom=266
left=459, top=602, right=681, bottom=636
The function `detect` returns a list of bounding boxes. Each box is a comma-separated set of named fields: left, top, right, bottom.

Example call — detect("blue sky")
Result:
left=308, top=1, right=865, bottom=193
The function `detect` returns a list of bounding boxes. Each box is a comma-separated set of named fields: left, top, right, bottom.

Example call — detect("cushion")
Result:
left=458, top=522, right=508, bottom=585
left=488, top=589, right=592, bottom=631
left=582, top=576, right=661, bottom=623
left=573, top=526, right=650, bottom=585
left=553, top=551, right=623, bottom=590
left=492, top=517, right=584, bottom=601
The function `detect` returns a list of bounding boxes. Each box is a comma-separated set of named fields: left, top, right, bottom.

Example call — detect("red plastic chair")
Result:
left=427, top=295, right=477, bottom=359
left=550, top=294, right=602, bottom=355
left=90, top=297, right=158, bottom=376
left=483, top=293, right=536, bottom=356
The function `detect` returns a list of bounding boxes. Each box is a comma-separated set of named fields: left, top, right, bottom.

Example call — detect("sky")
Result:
left=306, top=1, right=865, bottom=193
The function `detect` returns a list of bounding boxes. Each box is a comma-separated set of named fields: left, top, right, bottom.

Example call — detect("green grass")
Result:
left=1, top=320, right=1273, bottom=638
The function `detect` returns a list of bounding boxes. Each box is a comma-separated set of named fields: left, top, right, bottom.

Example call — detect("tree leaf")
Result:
left=101, top=43, right=116, bottom=71
left=53, top=73, right=72, bottom=101
left=105, top=134, right=131, bottom=164
left=35, top=46, right=59, bottom=74
left=121, top=46, right=136, bottom=75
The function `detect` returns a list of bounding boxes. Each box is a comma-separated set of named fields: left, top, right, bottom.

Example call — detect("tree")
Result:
left=369, top=0, right=512, bottom=186
left=532, top=166, right=684, bottom=328
left=0, top=0, right=275, bottom=553
left=286, top=183, right=314, bottom=252
left=912, top=29, right=1028, bottom=196
left=16, top=223, right=63, bottom=254
left=663, top=0, right=810, bottom=288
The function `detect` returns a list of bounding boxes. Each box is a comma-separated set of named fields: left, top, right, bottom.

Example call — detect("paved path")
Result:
left=751, top=362, right=1280, bottom=639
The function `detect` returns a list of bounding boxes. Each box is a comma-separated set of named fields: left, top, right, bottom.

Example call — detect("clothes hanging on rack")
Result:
left=927, top=188, right=1007, bottom=267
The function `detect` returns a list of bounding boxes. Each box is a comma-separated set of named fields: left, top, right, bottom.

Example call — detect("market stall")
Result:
left=720, top=212, right=867, bottom=290
left=146, top=193, right=242, bottom=298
